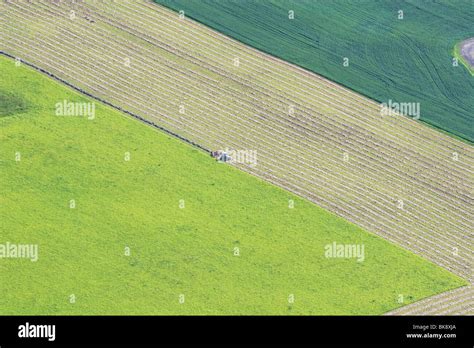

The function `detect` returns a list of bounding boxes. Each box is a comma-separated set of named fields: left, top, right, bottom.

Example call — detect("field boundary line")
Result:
left=0, top=51, right=210, bottom=154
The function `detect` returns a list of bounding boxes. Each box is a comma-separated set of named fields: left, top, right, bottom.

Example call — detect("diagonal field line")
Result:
left=0, top=51, right=211, bottom=154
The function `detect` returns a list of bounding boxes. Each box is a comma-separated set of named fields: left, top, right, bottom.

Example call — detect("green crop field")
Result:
left=0, top=55, right=466, bottom=315
left=156, top=0, right=474, bottom=142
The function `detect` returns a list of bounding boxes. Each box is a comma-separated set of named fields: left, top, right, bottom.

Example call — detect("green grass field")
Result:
left=156, top=0, right=474, bottom=142
left=0, top=55, right=466, bottom=315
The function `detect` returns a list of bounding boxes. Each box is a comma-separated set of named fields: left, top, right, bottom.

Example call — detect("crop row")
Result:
left=386, top=286, right=473, bottom=315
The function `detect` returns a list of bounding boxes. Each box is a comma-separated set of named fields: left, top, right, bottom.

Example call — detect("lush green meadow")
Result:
left=0, top=56, right=466, bottom=315
left=156, top=0, right=474, bottom=142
